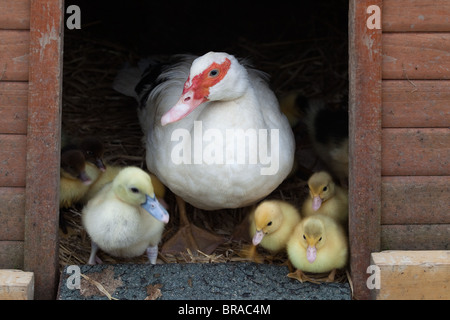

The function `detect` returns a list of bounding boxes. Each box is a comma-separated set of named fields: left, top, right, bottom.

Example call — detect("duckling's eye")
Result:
left=302, top=234, right=306, bottom=240
left=322, top=186, right=328, bottom=192
left=130, top=187, right=140, bottom=193
left=209, top=69, right=219, bottom=77
left=318, top=237, right=322, bottom=242
left=86, top=150, right=93, bottom=156
left=267, top=221, right=272, bottom=226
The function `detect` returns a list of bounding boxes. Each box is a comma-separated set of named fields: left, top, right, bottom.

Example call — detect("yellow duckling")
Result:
left=302, top=171, right=348, bottom=225
left=83, top=165, right=168, bottom=209
left=249, top=200, right=302, bottom=253
left=82, top=167, right=169, bottom=265
left=60, top=150, right=101, bottom=209
left=287, top=214, right=348, bottom=282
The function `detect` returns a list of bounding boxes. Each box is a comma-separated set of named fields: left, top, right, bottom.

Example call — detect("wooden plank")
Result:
left=370, top=251, right=450, bottom=300
left=0, top=0, right=31, bottom=30
left=382, top=128, right=449, bottom=176
left=382, top=33, right=450, bottom=80
left=381, top=176, right=450, bottom=224
left=0, top=82, right=28, bottom=134
left=349, top=0, right=382, bottom=300
left=0, top=187, right=25, bottom=241
left=23, top=0, right=64, bottom=301
left=0, top=269, right=34, bottom=300
left=0, top=241, right=24, bottom=269
left=383, top=0, right=450, bottom=32
left=382, top=80, right=450, bottom=128
left=381, top=225, right=450, bottom=250
left=0, top=134, right=27, bottom=187
left=0, top=30, right=29, bottom=81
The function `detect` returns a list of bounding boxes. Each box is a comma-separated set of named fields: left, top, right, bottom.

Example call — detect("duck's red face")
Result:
left=161, top=58, right=231, bottom=126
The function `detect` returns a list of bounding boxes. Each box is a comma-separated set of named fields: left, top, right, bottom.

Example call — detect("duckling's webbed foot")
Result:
left=87, top=241, right=103, bottom=265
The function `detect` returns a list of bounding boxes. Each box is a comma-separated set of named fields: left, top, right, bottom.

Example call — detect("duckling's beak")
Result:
left=95, top=158, right=106, bottom=172
left=78, top=171, right=92, bottom=186
left=141, top=194, right=170, bottom=224
left=312, top=196, right=322, bottom=211
left=306, top=245, right=317, bottom=263
left=252, top=230, right=265, bottom=246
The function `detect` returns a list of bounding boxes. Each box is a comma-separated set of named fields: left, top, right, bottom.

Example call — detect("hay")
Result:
left=60, top=9, right=348, bottom=286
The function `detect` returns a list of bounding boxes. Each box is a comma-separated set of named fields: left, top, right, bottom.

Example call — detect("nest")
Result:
left=60, top=2, right=349, bottom=286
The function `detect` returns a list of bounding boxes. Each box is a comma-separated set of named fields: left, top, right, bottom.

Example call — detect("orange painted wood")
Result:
left=0, top=134, right=27, bottom=187
left=381, top=176, right=450, bottom=225
left=383, top=0, right=450, bottom=32
left=23, top=0, right=64, bottom=300
left=382, top=80, right=450, bottom=128
left=0, top=30, right=29, bottom=81
left=0, top=187, right=25, bottom=241
left=0, top=82, right=28, bottom=134
left=381, top=225, right=450, bottom=250
left=382, top=128, right=450, bottom=176
left=0, top=241, right=24, bottom=269
left=0, top=0, right=31, bottom=30
left=383, top=33, right=450, bottom=80
left=349, top=0, right=382, bottom=300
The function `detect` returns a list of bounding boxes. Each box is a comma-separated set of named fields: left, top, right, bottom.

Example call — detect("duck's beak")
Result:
left=161, top=90, right=207, bottom=126
left=141, top=194, right=170, bottom=224
left=78, top=171, right=92, bottom=185
left=306, top=245, right=317, bottom=263
left=95, top=158, right=106, bottom=172
left=312, top=196, right=322, bottom=211
left=252, top=230, right=265, bottom=246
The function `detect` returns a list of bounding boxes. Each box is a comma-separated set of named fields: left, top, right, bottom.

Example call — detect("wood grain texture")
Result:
left=371, top=251, right=450, bottom=300
left=0, top=30, right=29, bottom=81
left=0, top=134, right=27, bottom=187
left=0, top=0, right=30, bottom=30
left=381, top=176, right=450, bottom=224
left=349, top=0, right=382, bottom=300
left=0, top=82, right=28, bottom=134
left=23, top=0, right=64, bottom=300
left=383, top=0, right=450, bottom=32
left=0, top=241, right=24, bottom=269
left=0, top=269, right=34, bottom=300
left=383, top=33, right=450, bottom=80
left=382, top=80, right=450, bottom=128
left=382, top=128, right=449, bottom=176
left=0, top=187, right=26, bottom=241
left=381, top=225, right=450, bottom=250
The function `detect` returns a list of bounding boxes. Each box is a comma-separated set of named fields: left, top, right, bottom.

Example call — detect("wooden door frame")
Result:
left=348, top=0, right=382, bottom=300
left=23, top=0, right=64, bottom=300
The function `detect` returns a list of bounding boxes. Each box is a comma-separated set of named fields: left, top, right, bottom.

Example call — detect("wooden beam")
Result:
left=382, top=128, right=449, bottom=176
left=349, top=0, right=382, bottom=300
left=0, top=0, right=30, bottom=30
left=383, top=33, right=450, bottom=80
left=0, top=269, right=34, bottom=300
left=24, top=0, right=64, bottom=300
left=0, top=135, right=27, bottom=187
left=370, top=251, right=450, bottom=300
left=383, top=0, right=450, bottom=32
left=0, top=82, right=28, bottom=134
left=381, top=176, right=450, bottom=225
left=381, top=225, right=450, bottom=250
left=382, top=80, right=450, bottom=128
left=0, top=30, right=29, bottom=81
left=0, top=187, right=26, bottom=241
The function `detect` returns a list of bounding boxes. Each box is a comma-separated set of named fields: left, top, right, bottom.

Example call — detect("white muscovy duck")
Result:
left=114, top=52, right=295, bottom=254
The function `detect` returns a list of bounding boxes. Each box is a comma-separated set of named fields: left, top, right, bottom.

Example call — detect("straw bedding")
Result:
left=59, top=1, right=348, bottom=284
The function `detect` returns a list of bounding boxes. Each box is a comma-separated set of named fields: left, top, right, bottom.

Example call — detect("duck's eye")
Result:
left=209, top=69, right=219, bottom=77
left=86, top=150, right=93, bottom=156
left=302, top=234, right=306, bottom=240
left=318, top=237, right=322, bottom=242
left=267, top=221, right=272, bottom=226
left=323, top=186, right=328, bottom=192
left=130, top=187, right=140, bottom=193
